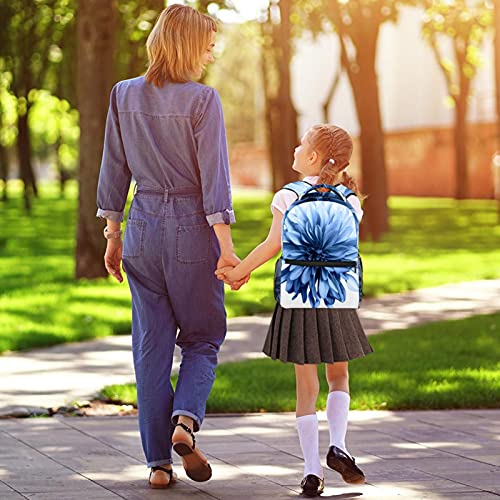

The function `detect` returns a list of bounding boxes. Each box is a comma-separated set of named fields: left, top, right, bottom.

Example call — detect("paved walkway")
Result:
left=1, top=280, right=499, bottom=498
left=1, top=280, right=499, bottom=413
left=0, top=410, right=499, bottom=499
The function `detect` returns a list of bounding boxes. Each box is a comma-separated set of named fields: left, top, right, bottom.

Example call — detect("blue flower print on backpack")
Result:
left=274, top=182, right=363, bottom=309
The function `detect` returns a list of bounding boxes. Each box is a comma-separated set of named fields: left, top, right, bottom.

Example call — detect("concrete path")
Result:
left=1, top=279, right=499, bottom=413
left=0, top=410, right=499, bottom=499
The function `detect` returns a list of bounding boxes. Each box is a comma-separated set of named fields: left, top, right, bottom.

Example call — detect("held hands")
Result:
left=104, top=240, right=249, bottom=289
left=104, top=239, right=124, bottom=283
left=216, top=253, right=250, bottom=291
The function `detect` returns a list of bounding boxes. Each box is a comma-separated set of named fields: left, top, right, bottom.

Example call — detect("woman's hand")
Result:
left=216, top=254, right=250, bottom=290
left=216, top=266, right=239, bottom=283
left=104, top=239, right=124, bottom=283
left=217, top=251, right=241, bottom=272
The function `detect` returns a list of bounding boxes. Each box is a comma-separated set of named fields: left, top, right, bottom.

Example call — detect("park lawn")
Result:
left=0, top=180, right=499, bottom=353
left=99, top=313, right=500, bottom=411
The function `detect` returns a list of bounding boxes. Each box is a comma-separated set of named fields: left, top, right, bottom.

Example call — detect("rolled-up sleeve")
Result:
left=96, top=83, right=132, bottom=222
left=194, top=88, right=235, bottom=226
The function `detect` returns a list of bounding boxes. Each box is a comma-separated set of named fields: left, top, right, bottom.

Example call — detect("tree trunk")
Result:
left=322, top=55, right=343, bottom=123
left=273, top=0, right=298, bottom=190
left=55, top=139, right=69, bottom=198
left=454, top=42, right=470, bottom=200
left=0, top=144, right=8, bottom=202
left=494, top=0, right=500, bottom=220
left=17, top=108, right=38, bottom=212
left=75, top=0, right=116, bottom=279
left=149, top=0, right=165, bottom=12
left=261, top=2, right=299, bottom=192
left=260, top=38, right=281, bottom=192
left=342, top=31, right=388, bottom=241
left=495, top=0, right=500, bottom=148
left=453, top=94, right=468, bottom=199
left=355, top=77, right=389, bottom=241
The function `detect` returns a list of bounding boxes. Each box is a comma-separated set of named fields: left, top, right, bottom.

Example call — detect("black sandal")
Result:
left=149, top=465, right=176, bottom=489
left=172, top=422, right=212, bottom=482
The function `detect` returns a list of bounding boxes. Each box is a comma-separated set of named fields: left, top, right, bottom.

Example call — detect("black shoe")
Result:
left=300, top=474, right=325, bottom=497
left=326, top=445, right=365, bottom=484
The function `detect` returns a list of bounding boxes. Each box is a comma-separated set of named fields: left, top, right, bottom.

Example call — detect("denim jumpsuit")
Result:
left=96, top=77, right=235, bottom=467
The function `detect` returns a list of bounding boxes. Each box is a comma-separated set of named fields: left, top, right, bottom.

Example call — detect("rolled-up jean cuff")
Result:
left=206, top=209, right=236, bottom=226
left=147, top=458, right=173, bottom=467
left=172, top=410, right=202, bottom=432
left=96, top=208, right=124, bottom=222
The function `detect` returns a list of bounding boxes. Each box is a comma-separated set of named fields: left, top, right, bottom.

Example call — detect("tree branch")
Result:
left=322, top=51, right=344, bottom=122
left=429, top=34, right=455, bottom=95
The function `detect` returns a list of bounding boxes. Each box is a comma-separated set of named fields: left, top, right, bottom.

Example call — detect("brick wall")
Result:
left=230, top=122, right=497, bottom=199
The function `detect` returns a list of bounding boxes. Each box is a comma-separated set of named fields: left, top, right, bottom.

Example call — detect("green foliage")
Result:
left=116, top=1, right=165, bottom=81
left=100, top=313, right=500, bottom=411
left=0, top=0, right=76, bottom=95
left=297, top=0, right=412, bottom=40
left=0, top=182, right=498, bottom=353
left=421, top=0, right=493, bottom=100
left=206, top=22, right=263, bottom=144
left=0, top=71, right=17, bottom=147
left=28, top=90, right=79, bottom=171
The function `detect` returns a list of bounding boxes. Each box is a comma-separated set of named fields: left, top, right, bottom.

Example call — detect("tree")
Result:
left=205, top=22, right=264, bottom=145
left=494, top=0, right=500, bottom=149
left=260, top=0, right=299, bottom=191
left=28, top=90, right=79, bottom=197
left=495, top=0, right=500, bottom=220
left=0, top=0, right=75, bottom=210
left=422, top=0, right=493, bottom=199
left=0, top=70, right=17, bottom=202
left=75, top=0, right=233, bottom=280
left=116, top=0, right=165, bottom=81
left=321, top=55, right=344, bottom=124
left=301, top=0, right=416, bottom=240
left=75, top=0, right=117, bottom=279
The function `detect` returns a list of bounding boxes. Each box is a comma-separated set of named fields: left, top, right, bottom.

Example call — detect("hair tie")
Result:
left=328, top=158, right=335, bottom=165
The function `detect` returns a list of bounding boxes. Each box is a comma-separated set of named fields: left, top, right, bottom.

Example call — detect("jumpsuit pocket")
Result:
left=176, top=224, right=210, bottom=264
left=123, top=219, right=146, bottom=258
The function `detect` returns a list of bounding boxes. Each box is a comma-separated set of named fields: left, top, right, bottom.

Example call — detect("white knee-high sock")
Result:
left=296, top=414, right=323, bottom=479
left=326, top=391, right=350, bottom=453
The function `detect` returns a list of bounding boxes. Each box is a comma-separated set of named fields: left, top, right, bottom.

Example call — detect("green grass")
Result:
left=99, top=313, right=500, bottom=411
left=0, top=180, right=499, bottom=353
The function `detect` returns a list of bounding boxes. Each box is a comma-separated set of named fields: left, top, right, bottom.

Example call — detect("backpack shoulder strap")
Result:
left=281, top=180, right=312, bottom=199
left=334, top=184, right=355, bottom=199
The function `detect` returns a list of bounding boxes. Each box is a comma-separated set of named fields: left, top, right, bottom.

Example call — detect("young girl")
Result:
left=216, top=124, right=373, bottom=497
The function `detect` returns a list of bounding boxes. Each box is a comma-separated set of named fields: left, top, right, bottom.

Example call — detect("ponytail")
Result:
left=316, top=158, right=365, bottom=199
left=306, top=124, right=365, bottom=199
left=341, top=171, right=365, bottom=200
left=317, top=159, right=339, bottom=187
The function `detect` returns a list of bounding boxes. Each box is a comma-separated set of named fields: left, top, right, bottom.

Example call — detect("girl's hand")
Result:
left=104, top=239, right=124, bottom=283
left=215, top=266, right=250, bottom=291
left=215, top=265, right=234, bottom=280
left=230, top=274, right=250, bottom=291
left=223, top=267, right=240, bottom=283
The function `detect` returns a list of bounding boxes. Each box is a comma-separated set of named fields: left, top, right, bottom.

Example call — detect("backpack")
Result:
left=274, top=182, right=363, bottom=309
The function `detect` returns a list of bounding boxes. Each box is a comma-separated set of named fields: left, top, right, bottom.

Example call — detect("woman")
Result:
left=96, top=4, right=247, bottom=489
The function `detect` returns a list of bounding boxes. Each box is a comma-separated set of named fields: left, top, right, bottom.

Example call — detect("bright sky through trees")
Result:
left=167, top=0, right=269, bottom=22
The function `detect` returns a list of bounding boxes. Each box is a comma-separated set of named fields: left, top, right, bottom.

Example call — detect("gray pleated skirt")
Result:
left=263, top=305, right=373, bottom=364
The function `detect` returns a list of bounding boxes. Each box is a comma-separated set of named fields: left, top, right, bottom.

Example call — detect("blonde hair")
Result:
left=145, top=4, right=217, bottom=86
left=307, top=124, right=364, bottom=198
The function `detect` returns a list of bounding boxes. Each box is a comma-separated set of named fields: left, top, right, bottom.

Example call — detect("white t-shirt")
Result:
left=271, top=176, right=364, bottom=221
